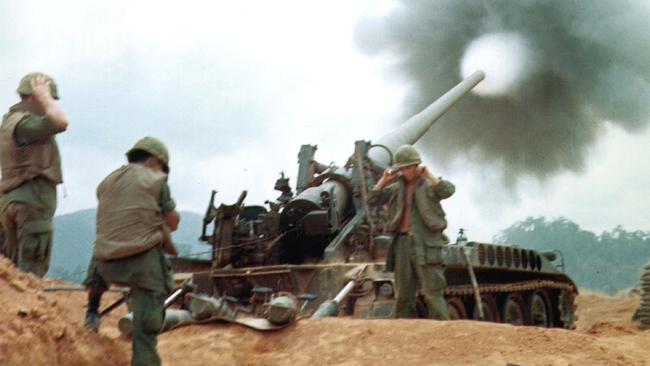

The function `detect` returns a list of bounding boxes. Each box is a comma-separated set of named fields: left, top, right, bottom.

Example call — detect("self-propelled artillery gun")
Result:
left=192, top=70, right=577, bottom=328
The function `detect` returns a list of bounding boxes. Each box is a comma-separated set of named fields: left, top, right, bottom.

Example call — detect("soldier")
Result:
left=369, top=144, right=454, bottom=320
left=635, top=261, right=650, bottom=330
left=85, top=137, right=180, bottom=366
left=0, top=72, right=68, bottom=277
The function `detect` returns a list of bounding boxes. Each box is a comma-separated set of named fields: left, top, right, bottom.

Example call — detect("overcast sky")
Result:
left=1, top=0, right=648, bottom=241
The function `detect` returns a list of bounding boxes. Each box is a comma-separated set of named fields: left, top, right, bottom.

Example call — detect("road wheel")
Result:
left=473, top=294, right=500, bottom=322
left=558, top=290, right=577, bottom=329
left=527, top=291, right=551, bottom=327
left=502, top=293, right=526, bottom=325
left=447, top=297, right=468, bottom=320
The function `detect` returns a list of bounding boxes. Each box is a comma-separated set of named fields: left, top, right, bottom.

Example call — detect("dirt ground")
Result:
left=0, top=257, right=129, bottom=365
left=0, top=257, right=648, bottom=365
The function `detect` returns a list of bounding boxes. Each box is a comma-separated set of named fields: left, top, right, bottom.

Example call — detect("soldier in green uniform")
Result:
left=369, top=144, right=454, bottom=320
left=0, top=72, right=68, bottom=277
left=84, top=137, right=180, bottom=366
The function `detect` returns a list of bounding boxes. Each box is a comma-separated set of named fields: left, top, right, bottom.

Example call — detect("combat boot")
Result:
left=84, top=288, right=103, bottom=332
left=84, top=310, right=101, bottom=332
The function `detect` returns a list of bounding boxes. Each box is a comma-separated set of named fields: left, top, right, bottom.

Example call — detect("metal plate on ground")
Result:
left=231, top=317, right=291, bottom=331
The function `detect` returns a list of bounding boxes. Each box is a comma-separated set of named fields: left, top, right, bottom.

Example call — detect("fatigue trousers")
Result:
left=0, top=202, right=53, bottom=277
left=130, top=289, right=165, bottom=366
left=85, top=264, right=166, bottom=366
left=94, top=247, right=171, bottom=366
left=393, top=234, right=449, bottom=320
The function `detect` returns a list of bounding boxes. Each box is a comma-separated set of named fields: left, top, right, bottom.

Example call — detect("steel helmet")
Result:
left=392, top=144, right=422, bottom=169
left=127, top=136, right=170, bottom=173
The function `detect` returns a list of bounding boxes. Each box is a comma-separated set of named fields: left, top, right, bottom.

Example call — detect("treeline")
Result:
left=494, top=216, right=650, bottom=294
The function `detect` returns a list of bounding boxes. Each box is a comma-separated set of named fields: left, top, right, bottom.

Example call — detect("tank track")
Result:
left=445, top=279, right=575, bottom=296
left=443, top=279, right=577, bottom=328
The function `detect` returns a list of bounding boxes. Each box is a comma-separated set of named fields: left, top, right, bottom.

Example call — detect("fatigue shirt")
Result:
left=369, top=176, right=455, bottom=271
left=0, top=103, right=63, bottom=214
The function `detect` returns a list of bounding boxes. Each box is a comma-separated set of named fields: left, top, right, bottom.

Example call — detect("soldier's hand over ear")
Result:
left=30, top=75, right=68, bottom=131
left=30, top=75, right=54, bottom=103
left=419, top=165, right=440, bottom=185
left=374, top=168, right=399, bottom=190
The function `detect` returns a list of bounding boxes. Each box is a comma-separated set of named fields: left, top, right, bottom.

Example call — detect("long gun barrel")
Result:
left=369, top=70, right=485, bottom=166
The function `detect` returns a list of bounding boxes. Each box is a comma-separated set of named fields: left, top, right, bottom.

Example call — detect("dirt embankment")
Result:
left=158, top=292, right=649, bottom=366
left=0, top=257, right=129, bottom=365
left=0, top=257, right=648, bottom=366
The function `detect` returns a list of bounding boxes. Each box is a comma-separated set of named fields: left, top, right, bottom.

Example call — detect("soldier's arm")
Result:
left=368, top=182, right=398, bottom=206
left=30, top=75, right=68, bottom=131
left=160, top=182, right=180, bottom=232
left=14, top=114, right=66, bottom=145
left=369, top=169, right=394, bottom=205
left=418, top=166, right=454, bottom=199
left=432, top=179, right=455, bottom=200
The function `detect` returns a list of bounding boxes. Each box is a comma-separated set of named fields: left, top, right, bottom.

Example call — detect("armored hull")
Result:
left=203, top=242, right=576, bottom=328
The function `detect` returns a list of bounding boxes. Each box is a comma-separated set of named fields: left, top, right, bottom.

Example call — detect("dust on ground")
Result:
left=0, top=257, right=648, bottom=365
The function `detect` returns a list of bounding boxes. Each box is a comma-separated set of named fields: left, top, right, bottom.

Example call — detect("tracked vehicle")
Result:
left=193, top=71, right=577, bottom=328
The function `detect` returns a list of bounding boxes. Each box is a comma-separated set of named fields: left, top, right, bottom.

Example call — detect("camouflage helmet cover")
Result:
left=17, top=72, right=59, bottom=99
left=127, top=136, right=170, bottom=173
left=392, top=144, right=422, bottom=169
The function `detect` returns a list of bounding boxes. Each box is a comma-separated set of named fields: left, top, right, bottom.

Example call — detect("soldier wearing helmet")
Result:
left=369, top=144, right=454, bottom=320
left=0, top=72, right=69, bottom=277
left=82, top=137, right=180, bottom=366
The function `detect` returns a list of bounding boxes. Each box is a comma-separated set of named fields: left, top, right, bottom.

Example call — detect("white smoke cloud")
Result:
left=461, top=32, right=535, bottom=96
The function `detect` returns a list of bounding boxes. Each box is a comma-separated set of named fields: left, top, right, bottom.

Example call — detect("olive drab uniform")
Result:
left=369, top=176, right=455, bottom=319
left=0, top=101, right=64, bottom=277
left=92, top=163, right=176, bottom=366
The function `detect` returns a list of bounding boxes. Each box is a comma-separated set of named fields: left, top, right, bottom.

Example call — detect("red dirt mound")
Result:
left=0, top=257, right=129, bottom=365
left=1, top=258, right=648, bottom=366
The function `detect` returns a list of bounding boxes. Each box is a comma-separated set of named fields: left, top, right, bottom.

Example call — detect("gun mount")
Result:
left=196, top=70, right=577, bottom=328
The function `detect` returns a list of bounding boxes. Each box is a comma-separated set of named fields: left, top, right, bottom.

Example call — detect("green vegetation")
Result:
left=494, top=216, right=650, bottom=294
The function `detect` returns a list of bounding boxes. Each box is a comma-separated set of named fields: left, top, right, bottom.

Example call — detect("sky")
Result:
left=0, top=0, right=648, bottom=242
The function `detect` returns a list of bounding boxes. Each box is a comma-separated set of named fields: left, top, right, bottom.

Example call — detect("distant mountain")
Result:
left=48, top=209, right=208, bottom=283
